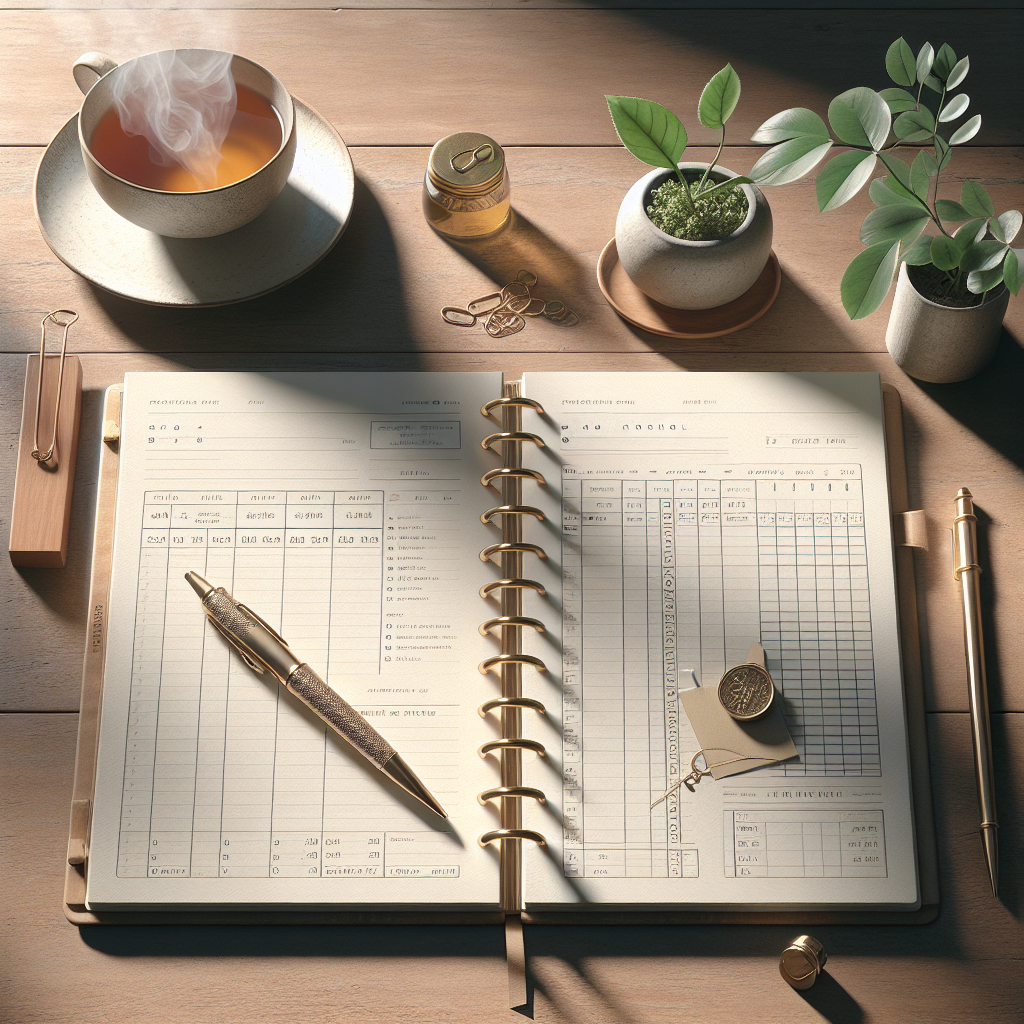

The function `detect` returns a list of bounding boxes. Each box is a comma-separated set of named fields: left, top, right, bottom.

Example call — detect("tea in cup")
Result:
left=73, top=49, right=296, bottom=238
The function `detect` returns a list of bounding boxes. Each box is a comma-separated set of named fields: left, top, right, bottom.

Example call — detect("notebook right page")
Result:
left=519, top=373, right=919, bottom=910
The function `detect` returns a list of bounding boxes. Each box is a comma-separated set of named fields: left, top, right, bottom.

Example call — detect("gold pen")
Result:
left=185, top=571, right=447, bottom=820
left=951, top=489, right=998, bottom=896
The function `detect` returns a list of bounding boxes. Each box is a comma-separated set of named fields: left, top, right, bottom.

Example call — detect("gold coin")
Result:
left=717, top=663, right=774, bottom=720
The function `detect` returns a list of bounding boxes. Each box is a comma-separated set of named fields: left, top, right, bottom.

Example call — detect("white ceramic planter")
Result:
left=885, top=263, right=1010, bottom=383
left=614, top=163, right=773, bottom=310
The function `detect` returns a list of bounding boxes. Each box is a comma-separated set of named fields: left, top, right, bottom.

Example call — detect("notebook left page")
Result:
left=87, top=372, right=501, bottom=909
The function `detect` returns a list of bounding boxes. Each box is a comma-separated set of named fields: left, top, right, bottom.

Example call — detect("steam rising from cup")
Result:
left=111, top=50, right=237, bottom=189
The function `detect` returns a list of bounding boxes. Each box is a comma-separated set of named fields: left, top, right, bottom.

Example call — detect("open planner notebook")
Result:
left=73, top=371, right=932, bottom=917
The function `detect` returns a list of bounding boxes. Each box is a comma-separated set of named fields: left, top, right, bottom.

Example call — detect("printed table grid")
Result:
left=560, top=471, right=880, bottom=880
left=724, top=809, right=887, bottom=878
left=117, top=489, right=459, bottom=879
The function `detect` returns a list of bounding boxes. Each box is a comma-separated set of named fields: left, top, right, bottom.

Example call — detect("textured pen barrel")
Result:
left=286, top=663, right=396, bottom=768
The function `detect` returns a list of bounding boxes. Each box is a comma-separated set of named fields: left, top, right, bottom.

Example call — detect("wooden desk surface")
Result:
left=1, top=5, right=1021, bottom=1021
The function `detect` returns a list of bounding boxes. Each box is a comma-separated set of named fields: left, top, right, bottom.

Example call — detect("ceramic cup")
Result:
left=72, top=49, right=297, bottom=238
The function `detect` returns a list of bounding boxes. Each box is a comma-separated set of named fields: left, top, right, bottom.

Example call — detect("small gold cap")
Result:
left=780, top=934, right=827, bottom=990
left=428, top=132, right=505, bottom=197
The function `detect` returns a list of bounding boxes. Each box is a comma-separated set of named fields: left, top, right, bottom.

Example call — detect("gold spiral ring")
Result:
left=478, top=828, right=546, bottom=849
left=478, top=696, right=547, bottom=717
left=478, top=738, right=546, bottom=758
left=479, top=615, right=547, bottom=637
left=477, top=786, right=547, bottom=806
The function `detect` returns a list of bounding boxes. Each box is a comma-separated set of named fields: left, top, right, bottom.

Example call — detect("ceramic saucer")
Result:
left=597, top=238, right=782, bottom=339
left=35, top=98, right=355, bottom=307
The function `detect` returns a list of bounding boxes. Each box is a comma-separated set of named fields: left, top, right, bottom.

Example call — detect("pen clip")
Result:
left=206, top=614, right=265, bottom=674
left=237, top=602, right=290, bottom=646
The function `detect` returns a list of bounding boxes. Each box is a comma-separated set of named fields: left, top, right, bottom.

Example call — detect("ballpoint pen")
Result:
left=951, top=489, right=998, bottom=896
left=184, top=571, right=447, bottom=819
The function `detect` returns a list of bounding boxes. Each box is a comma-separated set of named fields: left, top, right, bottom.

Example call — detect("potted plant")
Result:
left=607, top=65, right=773, bottom=310
left=749, top=37, right=1021, bottom=382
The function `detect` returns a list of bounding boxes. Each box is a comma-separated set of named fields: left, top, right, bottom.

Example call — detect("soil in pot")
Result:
left=647, top=173, right=747, bottom=241
left=906, top=261, right=1001, bottom=309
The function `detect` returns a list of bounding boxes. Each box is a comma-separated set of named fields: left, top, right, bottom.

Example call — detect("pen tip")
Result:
left=184, top=571, right=213, bottom=599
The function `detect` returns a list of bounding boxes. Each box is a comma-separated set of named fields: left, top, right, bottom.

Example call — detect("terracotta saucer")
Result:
left=596, top=238, right=782, bottom=339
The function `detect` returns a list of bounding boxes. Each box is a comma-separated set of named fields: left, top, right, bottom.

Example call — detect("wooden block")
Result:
left=9, top=353, right=82, bottom=568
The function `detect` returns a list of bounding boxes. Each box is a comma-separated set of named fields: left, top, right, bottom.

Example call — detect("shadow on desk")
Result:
left=86, top=174, right=425, bottom=360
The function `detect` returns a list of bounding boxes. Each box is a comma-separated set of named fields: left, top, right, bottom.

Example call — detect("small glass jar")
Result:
left=422, top=132, right=511, bottom=239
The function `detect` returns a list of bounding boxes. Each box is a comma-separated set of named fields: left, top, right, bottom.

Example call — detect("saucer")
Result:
left=35, top=99, right=355, bottom=307
left=596, top=238, right=782, bottom=338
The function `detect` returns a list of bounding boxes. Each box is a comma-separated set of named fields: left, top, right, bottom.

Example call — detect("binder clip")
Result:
left=9, top=310, right=83, bottom=568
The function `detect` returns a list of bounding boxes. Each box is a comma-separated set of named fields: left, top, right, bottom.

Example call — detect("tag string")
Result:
left=651, top=749, right=753, bottom=808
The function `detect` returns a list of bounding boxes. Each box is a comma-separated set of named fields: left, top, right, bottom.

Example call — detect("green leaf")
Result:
left=860, top=204, right=931, bottom=247
left=816, top=151, right=876, bottom=212
left=828, top=88, right=891, bottom=150
left=932, top=44, right=957, bottom=81
left=935, top=199, right=972, bottom=222
left=961, top=181, right=994, bottom=218
left=967, top=266, right=1006, bottom=295
left=954, top=219, right=987, bottom=253
left=930, top=235, right=961, bottom=271
left=960, top=239, right=1008, bottom=275
left=841, top=240, right=900, bottom=319
left=901, top=235, right=934, bottom=265
left=606, top=96, right=687, bottom=171
left=750, top=108, right=830, bottom=144
left=1003, top=248, right=1023, bottom=294
left=991, top=210, right=1022, bottom=244
left=916, top=42, right=935, bottom=84
left=698, top=64, right=741, bottom=130
left=749, top=136, right=833, bottom=186
left=946, top=56, right=970, bottom=91
left=885, top=38, right=916, bottom=87
left=924, top=74, right=944, bottom=95
left=894, top=107, right=935, bottom=143
left=949, top=114, right=982, bottom=145
left=870, top=178, right=912, bottom=207
left=910, top=150, right=937, bottom=199
left=879, top=88, right=918, bottom=114
left=939, top=94, right=969, bottom=122
left=878, top=154, right=916, bottom=196
left=934, top=135, right=952, bottom=170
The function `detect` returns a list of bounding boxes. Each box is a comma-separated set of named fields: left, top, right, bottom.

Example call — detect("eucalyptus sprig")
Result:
left=606, top=64, right=751, bottom=215
left=749, top=38, right=1022, bottom=318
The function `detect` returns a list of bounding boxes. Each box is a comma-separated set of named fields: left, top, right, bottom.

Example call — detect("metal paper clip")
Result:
left=32, top=309, right=79, bottom=464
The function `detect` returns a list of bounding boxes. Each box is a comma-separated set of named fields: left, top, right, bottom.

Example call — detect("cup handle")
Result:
left=73, top=52, right=119, bottom=94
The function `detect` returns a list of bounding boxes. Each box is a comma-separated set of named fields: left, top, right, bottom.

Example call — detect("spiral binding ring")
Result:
left=480, top=505, right=546, bottom=526
left=479, top=615, right=547, bottom=637
left=478, top=828, right=547, bottom=849
left=481, top=396, right=545, bottom=419
left=481, top=467, right=547, bottom=490
left=477, top=786, right=547, bottom=806
left=479, top=542, right=548, bottom=564
left=479, top=738, right=547, bottom=758
left=479, top=578, right=547, bottom=600
left=478, top=655, right=548, bottom=678
left=481, top=431, right=546, bottom=453
left=478, top=695, right=547, bottom=716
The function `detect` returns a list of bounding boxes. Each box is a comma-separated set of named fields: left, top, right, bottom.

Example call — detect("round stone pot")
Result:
left=885, top=263, right=1010, bottom=383
left=614, top=163, right=773, bottom=310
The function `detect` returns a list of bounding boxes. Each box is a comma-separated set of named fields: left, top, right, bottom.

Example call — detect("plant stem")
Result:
left=697, top=128, right=726, bottom=192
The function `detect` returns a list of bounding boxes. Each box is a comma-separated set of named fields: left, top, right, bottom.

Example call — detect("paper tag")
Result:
left=679, top=685, right=797, bottom=780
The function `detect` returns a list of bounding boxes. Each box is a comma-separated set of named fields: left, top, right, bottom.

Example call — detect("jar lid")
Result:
left=428, top=132, right=505, bottom=197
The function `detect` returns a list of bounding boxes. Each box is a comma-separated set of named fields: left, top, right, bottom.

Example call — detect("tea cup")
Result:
left=72, top=49, right=296, bottom=238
